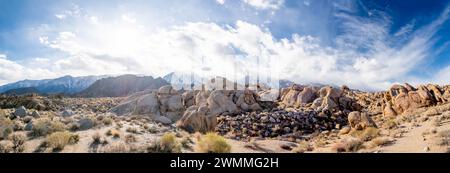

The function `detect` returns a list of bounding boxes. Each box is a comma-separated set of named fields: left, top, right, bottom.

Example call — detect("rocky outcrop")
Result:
left=177, top=89, right=263, bottom=133
left=157, top=86, right=184, bottom=121
left=279, top=84, right=361, bottom=113
left=347, top=111, right=377, bottom=130
left=110, top=85, right=184, bottom=125
left=382, top=83, right=449, bottom=116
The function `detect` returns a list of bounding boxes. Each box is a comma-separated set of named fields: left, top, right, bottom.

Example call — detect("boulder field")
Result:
left=108, top=83, right=450, bottom=139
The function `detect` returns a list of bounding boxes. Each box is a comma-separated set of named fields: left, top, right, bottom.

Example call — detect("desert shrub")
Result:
left=0, top=116, right=13, bottom=140
left=368, top=137, right=392, bottom=148
left=384, top=119, right=397, bottom=129
left=160, top=133, right=178, bottom=152
left=180, top=136, right=193, bottom=149
left=313, top=135, right=328, bottom=148
left=350, top=127, right=379, bottom=141
left=68, top=122, right=80, bottom=131
left=332, top=138, right=363, bottom=153
left=195, top=133, right=231, bottom=153
left=438, top=130, right=450, bottom=146
left=31, top=118, right=66, bottom=137
left=146, top=133, right=181, bottom=153
left=44, top=131, right=79, bottom=151
left=125, top=134, right=137, bottom=143
left=292, top=140, right=313, bottom=153
left=101, top=142, right=129, bottom=153
left=106, top=129, right=121, bottom=138
left=126, top=127, right=139, bottom=134
left=0, top=140, right=14, bottom=153
left=148, top=126, right=159, bottom=133
left=115, top=122, right=123, bottom=129
left=96, top=115, right=104, bottom=121
left=13, top=121, right=25, bottom=131
left=102, top=117, right=113, bottom=126
left=91, top=132, right=108, bottom=145
left=8, top=132, right=27, bottom=153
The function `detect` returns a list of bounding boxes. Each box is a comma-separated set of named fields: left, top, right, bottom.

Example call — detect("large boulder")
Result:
left=177, top=105, right=216, bottom=133
left=235, top=90, right=262, bottom=112
left=13, top=106, right=27, bottom=118
left=182, top=91, right=197, bottom=108
left=296, top=86, right=317, bottom=106
left=258, top=89, right=280, bottom=102
left=280, top=84, right=302, bottom=107
left=348, top=111, right=377, bottom=130
left=207, top=90, right=238, bottom=116
left=110, top=86, right=185, bottom=125
left=158, top=85, right=184, bottom=121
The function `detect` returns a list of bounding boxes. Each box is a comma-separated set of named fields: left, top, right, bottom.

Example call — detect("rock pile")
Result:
left=215, top=107, right=348, bottom=140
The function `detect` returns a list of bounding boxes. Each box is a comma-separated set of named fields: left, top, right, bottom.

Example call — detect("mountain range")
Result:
left=0, top=72, right=300, bottom=97
left=0, top=75, right=108, bottom=95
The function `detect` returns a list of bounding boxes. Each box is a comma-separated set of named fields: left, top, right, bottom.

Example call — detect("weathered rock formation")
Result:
left=110, top=85, right=184, bottom=124
left=382, top=83, right=449, bottom=116
left=177, top=89, right=262, bottom=133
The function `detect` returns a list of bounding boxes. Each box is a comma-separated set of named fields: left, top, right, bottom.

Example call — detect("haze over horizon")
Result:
left=1, top=0, right=450, bottom=91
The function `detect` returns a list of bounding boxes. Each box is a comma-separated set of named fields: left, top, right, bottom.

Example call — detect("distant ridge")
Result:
left=2, top=87, right=41, bottom=96
left=77, top=74, right=169, bottom=98
left=0, top=75, right=108, bottom=95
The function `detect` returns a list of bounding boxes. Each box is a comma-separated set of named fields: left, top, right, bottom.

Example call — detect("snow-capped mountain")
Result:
left=0, top=75, right=108, bottom=94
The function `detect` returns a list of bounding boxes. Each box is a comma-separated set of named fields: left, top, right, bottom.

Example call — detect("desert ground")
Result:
left=0, top=83, right=449, bottom=153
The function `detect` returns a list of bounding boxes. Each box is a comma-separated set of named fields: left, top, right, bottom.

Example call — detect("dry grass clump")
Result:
left=292, top=140, right=313, bottom=153
left=146, top=133, right=181, bottom=153
left=437, top=130, right=450, bottom=146
left=0, top=140, right=14, bottom=153
left=31, top=118, right=66, bottom=137
left=367, top=137, right=393, bottom=148
left=195, top=133, right=231, bottom=153
left=126, top=127, right=139, bottom=134
left=331, top=137, right=363, bottom=153
left=102, top=117, right=113, bottom=126
left=106, top=129, right=121, bottom=138
left=44, top=131, right=79, bottom=151
left=101, top=142, right=129, bottom=153
left=91, top=132, right=108, bottom=145
left=125, top=134, right=137, bottom=144
left=349, top=127, right=379, bottom=141
left=0, top=116, right=13, bottom=140
left=384, top=119, right=398, bottom=129
left=180, top=136, right=193, bottom=149
left=8, top=132, right=27, bottom=153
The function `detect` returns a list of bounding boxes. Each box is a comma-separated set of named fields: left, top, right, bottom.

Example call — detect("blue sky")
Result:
left=0, top=0, right=449, bottom=90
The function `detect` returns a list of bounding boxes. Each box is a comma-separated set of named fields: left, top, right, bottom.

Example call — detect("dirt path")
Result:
left=381, top=114, right=450, bottom=153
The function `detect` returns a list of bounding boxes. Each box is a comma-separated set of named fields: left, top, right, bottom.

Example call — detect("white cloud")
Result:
left=242, top=0, right=284, bottom=10
left=4, top=3, right=449, bottom=91
left=55, top=14, right=66, bottom=20
left=394, top=21, right=415, bottom=37
left=433, top=66, right=450, bottom=85
left=216, top=0, right=226, bottom=5
left=0, top=55, right=56, bottom=85
left=121, top=14, right=137, bottom=24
